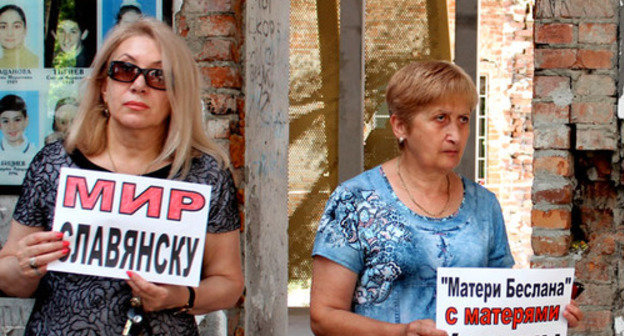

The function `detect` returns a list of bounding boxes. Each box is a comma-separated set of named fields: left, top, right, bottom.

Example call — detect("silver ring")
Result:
left=29, top=257, right=37, bottom=269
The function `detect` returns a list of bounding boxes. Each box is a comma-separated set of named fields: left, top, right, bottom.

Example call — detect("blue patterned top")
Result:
left=312, top=166, right=514, bottom=323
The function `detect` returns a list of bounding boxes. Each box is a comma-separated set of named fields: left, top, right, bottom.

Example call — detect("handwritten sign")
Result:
left=436, top=267, right=574, bottom=336
left=48, top=167, right=211, bottom=287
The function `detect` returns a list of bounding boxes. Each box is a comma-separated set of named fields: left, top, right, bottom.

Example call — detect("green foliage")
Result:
left=52, top=49, right=77, bottom=68
left=58, top=0, right=77, bottom=21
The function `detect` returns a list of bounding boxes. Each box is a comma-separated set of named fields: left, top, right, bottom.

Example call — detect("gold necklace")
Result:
left=396, top=157, right=450, bottom=217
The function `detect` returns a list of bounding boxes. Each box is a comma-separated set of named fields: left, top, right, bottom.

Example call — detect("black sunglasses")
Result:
left=107, top=61, right=167, bottom=91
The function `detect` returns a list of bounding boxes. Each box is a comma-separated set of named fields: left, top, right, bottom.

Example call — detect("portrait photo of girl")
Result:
left=0, top=1, right=42, bottom=69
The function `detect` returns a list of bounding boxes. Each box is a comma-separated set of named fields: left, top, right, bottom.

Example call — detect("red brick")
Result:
left=530, top=258, right=569, bottom=269
left=575, top=256, right=613, bottom=283
left=535, top=0, right=614, bottom=19
left=532, top=102, right=569, bottom=125
left=572, top=310, right=612, bottom=332
left=532, top=184, right=573, bottom=204
left=238, top=210, right=244, bottom=232
left=587, top=152, right=613, bottom=179
left=198, top=15, right=237, bottom=37
left=236, top=188, right=244, bottom=205
left=579, top=23, right=617, bottom=44
left=514, top=29, right=532, bottom=40
left=533, top=125, right=570, bottom=149
left=571, top=102, right=615, bottom=124
left=237, top=98, right=245, bottom=119
left=531, top=233, right=571, bottom=256
left=575, top=75, right=616, bottom=96
left=205, top=118, right=231, bottom=139
left=196, top=39, right=237, bottom=62
left=533, top=76, right=570, bottom=99
left=576, top=125, right=617, bottom=151
left=580, top=158, right=611, bottom=182
left=534, top=23, right=574, bottom=44
left=176, top=14, right=190, bottom=38
left=580, top=181, right=617, bottom=210
left=576, top=49, right=614, bottom=69
left=183, top=0, right=235, bottom=13
left=580, top=207, right=614, bottom=232
left=203, top=93, right=239, bottom=115
left=201, top=66, right=242, bottom=89
left=534, top=49, right=576, bottom=69
left=576, top=284, right=615, bottom=306
left=531, top=209, right=571, bottom=229
left=587, top=233, right=616, bottom=255
left=533, top=153, right=573, bottom=176
left=229, top=134, right=244, bottom=168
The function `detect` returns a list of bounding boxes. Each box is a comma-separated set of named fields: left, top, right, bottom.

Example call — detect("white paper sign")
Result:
left=436, top=267, right=574, bottom=336
left=48, top=167, right=211, bottom=287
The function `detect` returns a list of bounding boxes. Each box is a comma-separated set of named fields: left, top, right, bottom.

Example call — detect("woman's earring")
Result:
left=102, top=107, right=110, bottom=118
left=399, top=137, right=405, bottom=144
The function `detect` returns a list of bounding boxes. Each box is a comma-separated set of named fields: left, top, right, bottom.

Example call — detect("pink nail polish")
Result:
left=62, top=241, right=70, bottom=247
left=127, top=271, right=133, bottom=278
left=62, top=248, right=69, bottom=254
left=55, top=232, right=64, bottom=239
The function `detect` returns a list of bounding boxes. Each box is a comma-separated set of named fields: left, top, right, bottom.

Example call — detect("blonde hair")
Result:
left=386, top=60, right=478, bottom=126
left=65, top=17, right=228, bottom=178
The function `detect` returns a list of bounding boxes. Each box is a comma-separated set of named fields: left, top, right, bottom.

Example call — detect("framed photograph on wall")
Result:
left=44, top=0, right=97, bottom=68
left=0, top=90, right=39, bottom=189
left=98, top=0, right=163, bottom=47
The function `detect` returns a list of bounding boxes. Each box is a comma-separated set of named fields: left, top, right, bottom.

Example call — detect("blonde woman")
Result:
left=310, top=61, right=583, bottom=335
left=0, top=18, right=243, bottom=335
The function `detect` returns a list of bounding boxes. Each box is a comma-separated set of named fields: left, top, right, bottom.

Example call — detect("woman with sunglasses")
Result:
left=0, top=18, right=243, bottom=335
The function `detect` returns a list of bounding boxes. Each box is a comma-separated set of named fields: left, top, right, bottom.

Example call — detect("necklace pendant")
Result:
left=396, top=158, right=451, bottom=218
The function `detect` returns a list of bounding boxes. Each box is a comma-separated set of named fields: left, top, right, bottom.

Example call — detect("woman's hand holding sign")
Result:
left=564, top=300, right=583, bottom=328
left=403, top=319, right=448, bottom=336
left=0, top=223, right=68, bottom=297
left=16, top=230, right=69, bottom=278
left=125, top=271, right=190, bottom=312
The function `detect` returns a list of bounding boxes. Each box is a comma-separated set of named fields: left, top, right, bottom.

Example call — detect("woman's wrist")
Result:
left=173, top=286, right=195, bottom=314
left=399, top=323, right=409, bottom=336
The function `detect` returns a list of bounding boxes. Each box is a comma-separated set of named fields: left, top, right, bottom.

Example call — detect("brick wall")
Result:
left=177, top=1, right=246, bottom=335
left=479, top=0, right=535, bottom=269
left=443, top=0, right=536, bottom=269
left=532, top=0, right=619, bottom=334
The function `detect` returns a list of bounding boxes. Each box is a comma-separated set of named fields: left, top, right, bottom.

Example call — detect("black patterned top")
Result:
left=13, top=141, right=240, bottom=336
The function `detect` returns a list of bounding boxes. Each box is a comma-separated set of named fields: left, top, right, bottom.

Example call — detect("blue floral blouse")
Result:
left=312, top=166, right=514, bottom=323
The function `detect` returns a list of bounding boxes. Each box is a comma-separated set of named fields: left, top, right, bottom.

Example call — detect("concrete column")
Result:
left=244, top=0, right=290, bottom=335
left=454, top=0, right=479, bottom=180
left=338, top=0, right=365, bottom=183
